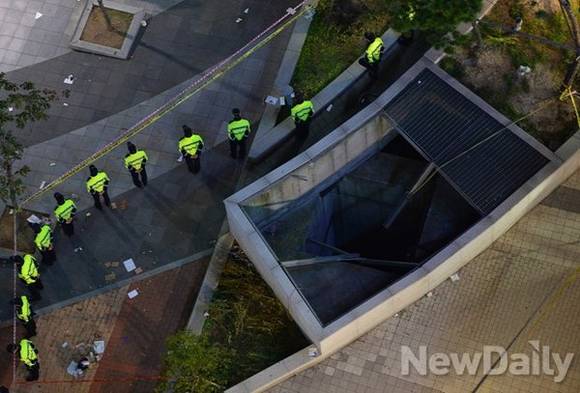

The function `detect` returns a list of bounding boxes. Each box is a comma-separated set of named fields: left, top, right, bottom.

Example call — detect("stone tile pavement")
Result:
left=0, top=0, right=202, bottom=73
left=6, top=0, right=296, bottom=147
left=267, top=170, right=580, bottom=393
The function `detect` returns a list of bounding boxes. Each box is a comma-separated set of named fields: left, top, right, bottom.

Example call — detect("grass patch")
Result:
left=158, top=246, right=308, bottom=392
left=291, top=0, right=390, bottom=97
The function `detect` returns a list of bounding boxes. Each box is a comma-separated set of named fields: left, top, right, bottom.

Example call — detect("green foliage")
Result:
left=156, top=332, right=232, bottom=393
left=291, top=0, right=391, bottom=97
left=386, top=0, right=483, bottom=47
left=157, top=248, right=308, bottom=391
left=0, top=73, right=59, bottom=207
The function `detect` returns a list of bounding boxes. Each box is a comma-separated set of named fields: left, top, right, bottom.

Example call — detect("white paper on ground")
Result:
left=27, top=215, right=43, bottom=224
left=64, top=75, right=74, bottom=85
left=35, top=12, right=43, bottom=19
left=39, top=181, right=46, bottom=189
left=123, top=258, right=136, bottom=272
left=243, top=8, right=249, bottom=13
left=93, top=340, right=105, bottom=354
left=128, top=289, right=139, bottom=299
left=279, top=96, right=286, bottom=106
left=450, top=273, right=460, bottom=282
left=235, top=17, right=243, bottom=23
left=265, top=96, right=278, bottom=105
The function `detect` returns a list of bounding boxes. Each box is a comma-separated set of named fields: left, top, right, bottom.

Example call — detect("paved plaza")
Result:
left=268, top=170, right=580, bottom=393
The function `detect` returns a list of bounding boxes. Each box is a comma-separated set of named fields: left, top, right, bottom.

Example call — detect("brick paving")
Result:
left=0, top=256, right=208, bottom=392
left=0, top=284, right=129, bottom=393
left=268, top=170, right=580, bottom=393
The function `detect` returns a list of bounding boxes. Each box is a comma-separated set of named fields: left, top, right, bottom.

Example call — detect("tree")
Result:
left=386, top=0, right=483, bottom=47
left=558, top=0, right=580, bottom=90
left=0, top=73, right=58, bottom=210
left=156, top=331, right=232, bottom=393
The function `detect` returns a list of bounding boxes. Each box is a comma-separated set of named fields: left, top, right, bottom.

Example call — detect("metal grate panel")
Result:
left=384, top=69, right=550, bottom=215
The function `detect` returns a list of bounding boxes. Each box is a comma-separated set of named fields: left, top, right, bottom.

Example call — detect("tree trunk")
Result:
left=472, top=19, right=484, bottom=50
left=5, top=163, right=18, bottom=210
left=559, top=0, right=580, bottom=90
left=97, top=0, right=114, bottom=32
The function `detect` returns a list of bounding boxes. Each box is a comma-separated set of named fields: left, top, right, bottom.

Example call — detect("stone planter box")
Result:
left=71, top=0, right=145, bottom=60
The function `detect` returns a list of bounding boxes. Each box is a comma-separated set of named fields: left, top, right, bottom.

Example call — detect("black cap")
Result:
left=6, top=344, right=17, bottom=353
left=127, top=141, right=137, bottom=153
left=54, top=192, right=64, bottom=203
left=10, top=255, right=24, bottom=264
left=182, top=125, right=193, bottom=137
left=232, top=108, right=241, bottom=116
left=89, top=165, right=98, bottom=176
left=364, top=32, right=375, bottom=41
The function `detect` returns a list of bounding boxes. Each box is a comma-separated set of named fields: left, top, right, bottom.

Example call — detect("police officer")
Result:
left=179, top=125, right=204, bottom=174
left=54, top=192, right=77, bottom=237
left=14, top=255, right=43, bottom=301
left=358, top=32, right=384, bottom=79
left=7, top=339, right=40, bottom=381
left=227, top=108, right=251, bottom=159
left=34, top=224, right=55, bottom=265
left=86, top=165, right=111, bottom=209
left=14, top=295, right=36, bottom=338
left=124, top=142, right=148, bottom=188
left=290, top=92, right=315, bottom=139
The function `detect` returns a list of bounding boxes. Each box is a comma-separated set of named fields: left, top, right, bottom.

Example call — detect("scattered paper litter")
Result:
left=326, top=104, right=333, bottom=112
left=123, top=258, right=136, bottom=272
left=235, top=17, right=243, bottom=23
left=450, top=273, right=460, bottom=282
left=140, top=20, right=147, bottom=27
left=286, top=7, right=297, bottom=15
left=86, top=212, right=91, bottom=217
left=35, top=12, right=43, bottom=19
left=62, top=342, right=69, bottom=348
left=426, top=291, right=433, bottom=298
left=63, top=102, right=69, bottom=106
left=93, top=340, right=105, bottom=354
left=27, top=215, right=43, bottom=224
left=39, top=181, right=46, bottom=189
left=134, top=267, right=143, bottom=275
left=110, top=202, right=117, bottom=209
left=308, top=347, right=319, bottom=357
left=49, top=162, right=56, bottom=166
left=243, top=8, right=249, bottom=13
left=203, top=311, right=210, bottom=317
left=8, top=107, right=13, bottom=112
left=66, top=361, right=79, bottom=377
left=265, top=95, right=278, bottom=105
left=279, top=96, right=286, bottom=106
left=64, top=74, right=74, bottom=85
left=127, top=289, right=139, bottom=299
left=177, top=155, right=183, bottom=162
left=74, top=247, right=83, bottom=252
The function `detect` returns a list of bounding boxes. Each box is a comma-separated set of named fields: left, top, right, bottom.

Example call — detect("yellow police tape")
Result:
left=21, top=3, right=308, bottom=208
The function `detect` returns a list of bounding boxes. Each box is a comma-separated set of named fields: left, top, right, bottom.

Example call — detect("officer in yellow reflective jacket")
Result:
left=34, top=224, right=55, bottom=265
left=179, top=125, right=204, bottom=174
left=14, top=254, right=44, bottom=301
left=54, top=192, right=77, bottom=237
left=358, top=32, right=384, bottom=79
left=124, top=142, right=148, bottom=188
left=86, top=165, right=111, bottom=210
left=13, top=295, right=36, bottom=338
left=290, top=92, right=315, bottom=139
left=227, top=108, right=251, bottom=159
left=7, top=339, right=40, bottom=381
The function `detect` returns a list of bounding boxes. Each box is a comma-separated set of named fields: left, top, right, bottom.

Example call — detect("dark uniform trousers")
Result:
left=26, top=362, right=39, bottom=382
left=358, top=57, right=379, bottom=79
left=185, top=153, right=201, bottom=174
left=40, top=249, right=56, bottom=266
left=61, top=221, right=74, bottom=237
left=130, top=167, right=148, bottom=187
left=229, top=137, right=247, bottom=159
left=23, top=319, right=37, bottom=339
left=92, top=188, right=111, bottom=209
left=27, top=280, right=44, bottom=301
left=295, top=118, right=311, bottom=140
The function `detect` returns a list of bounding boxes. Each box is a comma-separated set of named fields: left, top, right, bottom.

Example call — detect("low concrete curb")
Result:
left=186, top=231, right=233, bottom=333
left=248, top=28, right=400, bottom=162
